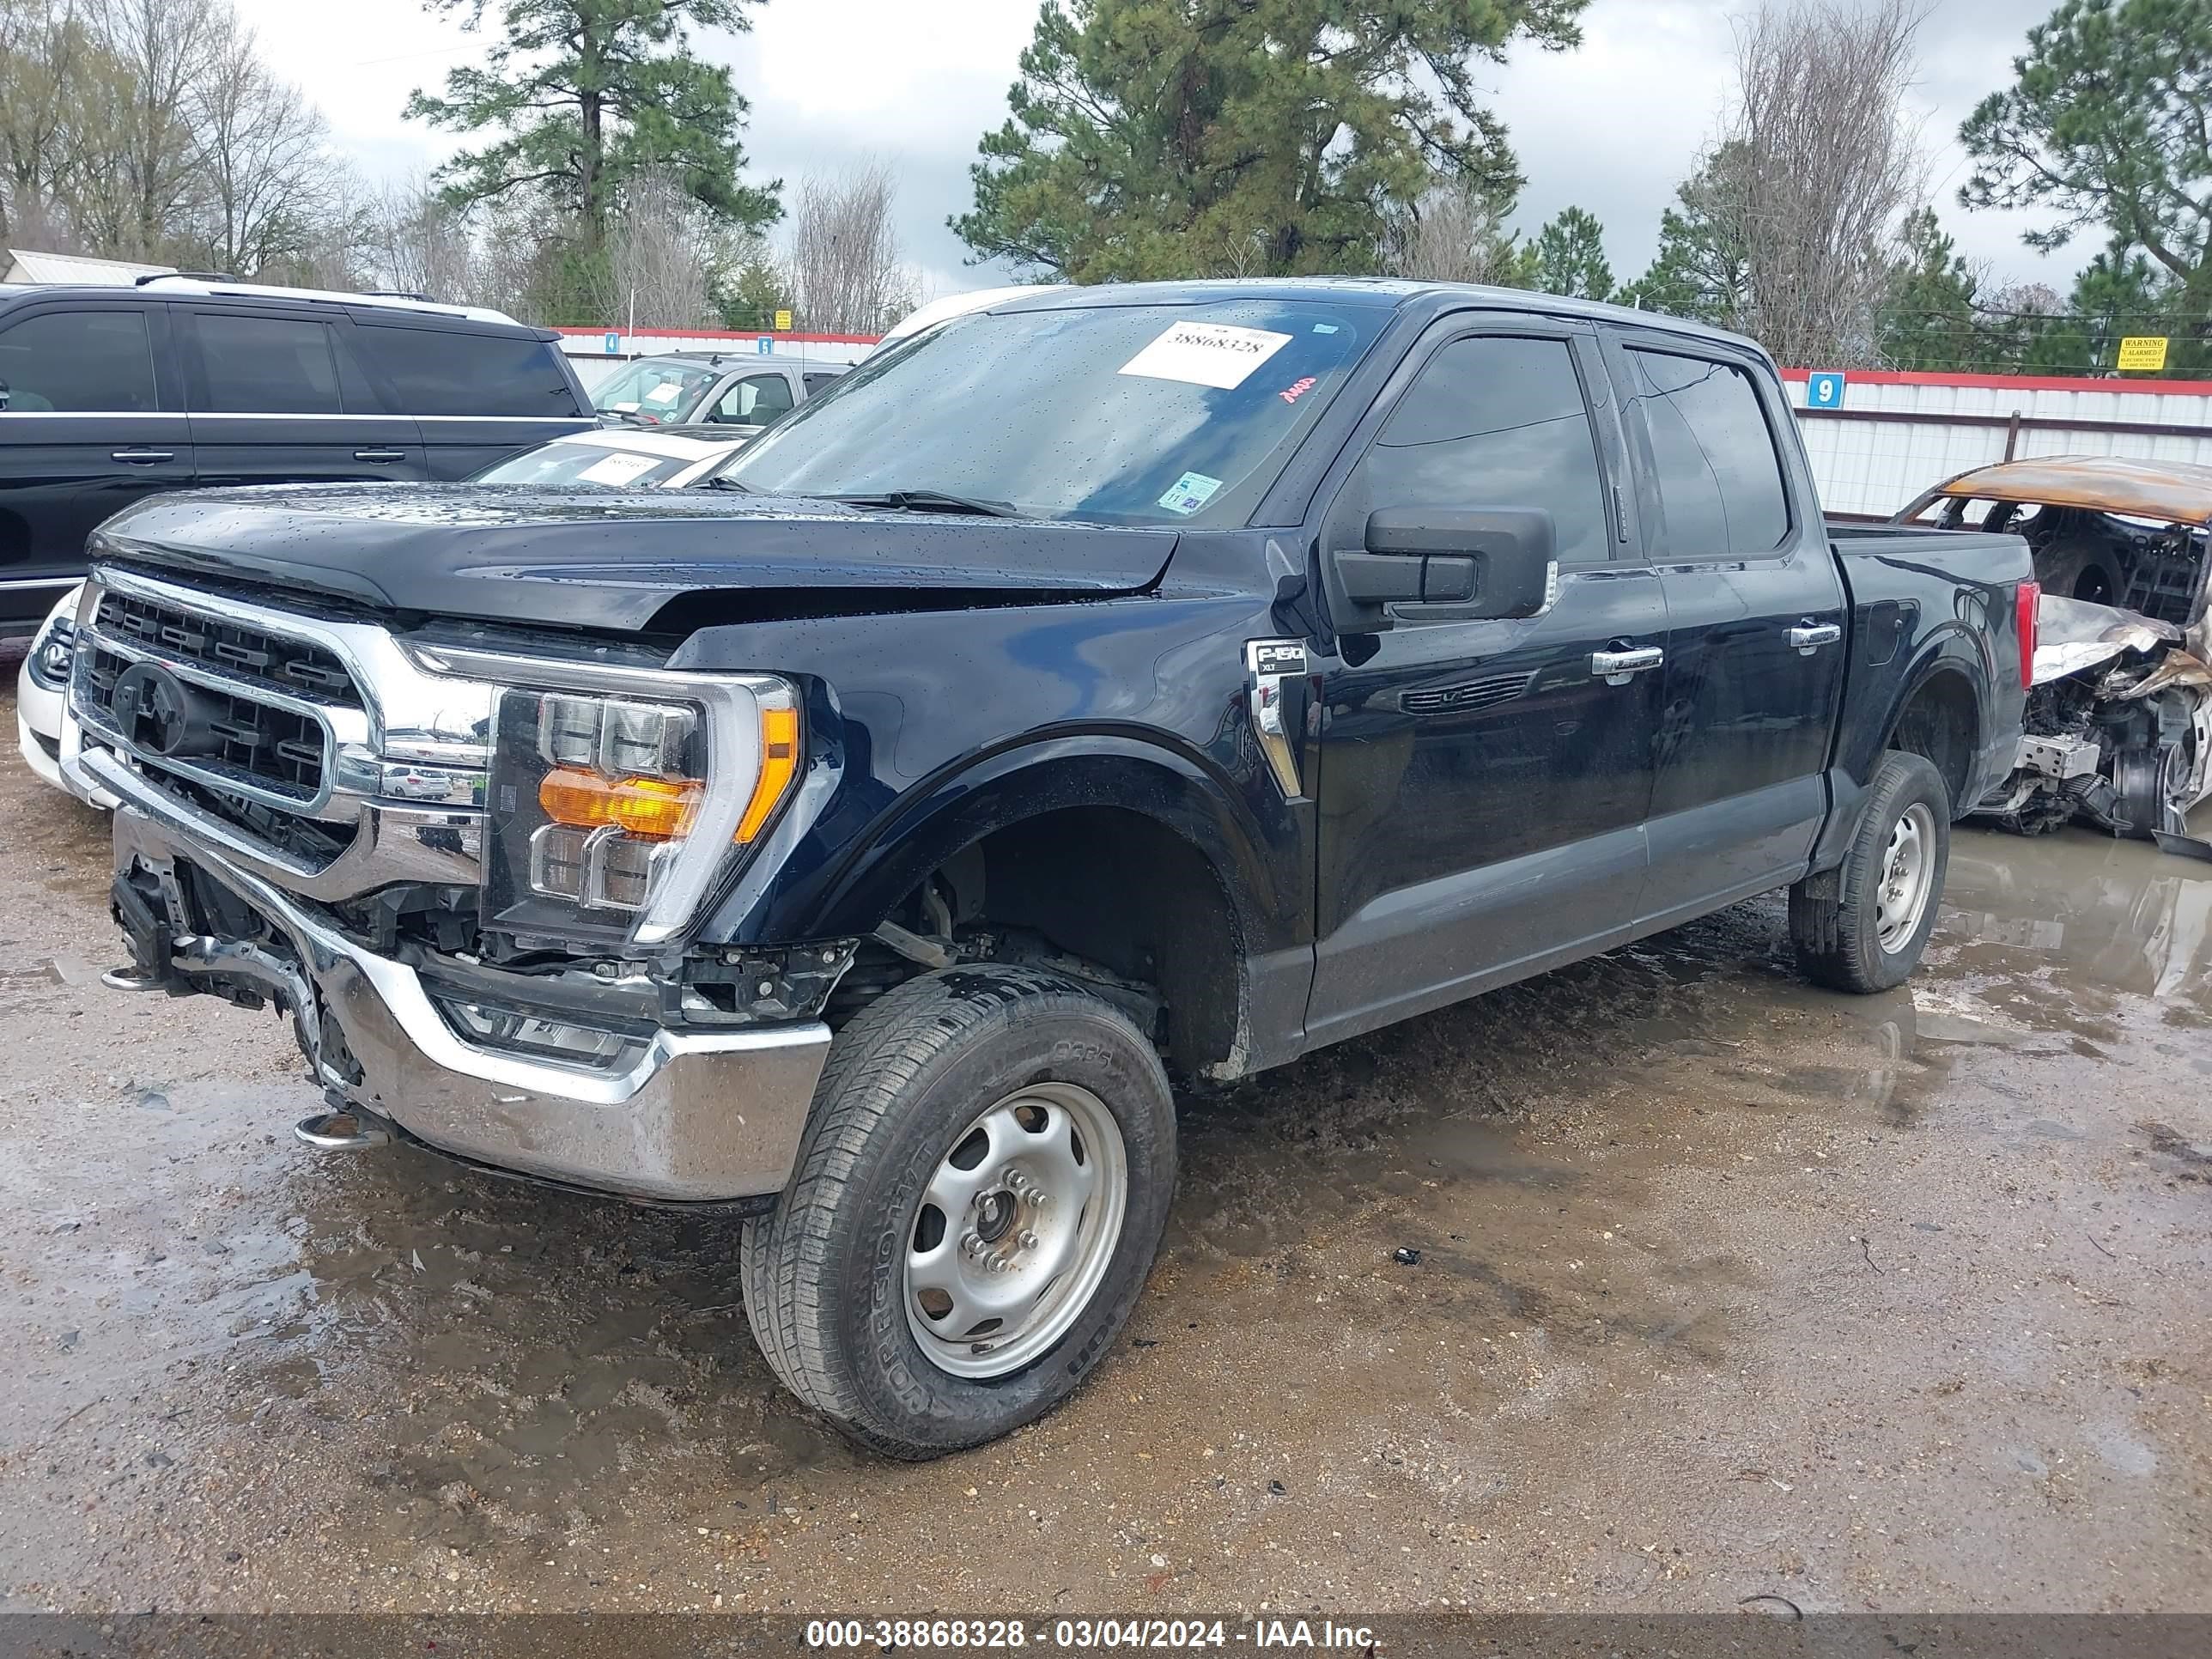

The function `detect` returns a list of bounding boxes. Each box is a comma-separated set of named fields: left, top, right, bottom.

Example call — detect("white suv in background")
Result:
left=14, top=584, right=110, bottom=808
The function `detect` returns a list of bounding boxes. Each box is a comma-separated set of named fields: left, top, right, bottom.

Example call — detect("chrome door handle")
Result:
left=354, top=448, right=407, bottom=463
left=1590, top=646, right=1664, bottom=684
left=111, top=448, right=173, bottom=464
left=1789, top=623, right=1843, bottom=653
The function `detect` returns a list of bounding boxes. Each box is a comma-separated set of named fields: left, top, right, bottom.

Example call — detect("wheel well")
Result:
left=853, top=806, right=1245, bottom=1081
left=1886, top=669, right=1977, bottom=813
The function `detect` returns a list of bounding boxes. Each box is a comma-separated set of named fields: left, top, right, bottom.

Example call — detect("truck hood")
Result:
left=89, top=484, right=1180, bottom=633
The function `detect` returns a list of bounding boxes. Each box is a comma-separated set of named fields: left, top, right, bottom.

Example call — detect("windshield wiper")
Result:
left=701, top=473, right=757, bottom=492
left=832, top=489, right=1021, bottom=519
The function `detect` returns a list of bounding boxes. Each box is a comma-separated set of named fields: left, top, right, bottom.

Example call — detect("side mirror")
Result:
left=1327, top=507, right=1559, bottom=633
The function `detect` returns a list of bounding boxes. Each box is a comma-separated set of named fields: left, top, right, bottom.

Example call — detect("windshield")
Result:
left=721, top=299, right=1375, bottom=526
left=473, top=441, right=696, bottom=489
left=591, top=358, right=720, bottom=422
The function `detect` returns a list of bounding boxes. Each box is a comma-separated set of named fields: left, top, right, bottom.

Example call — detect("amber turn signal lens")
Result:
left=538, top=769, right=703, bottom=841
left=736, top=706, right=800, bottom=843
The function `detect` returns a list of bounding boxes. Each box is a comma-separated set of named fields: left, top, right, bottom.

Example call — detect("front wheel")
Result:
left=1790, top=750, right=1951, bottom=994
left=739, top=967, right=1176, bottom=1459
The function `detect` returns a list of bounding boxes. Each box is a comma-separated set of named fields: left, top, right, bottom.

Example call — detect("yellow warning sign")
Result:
left=774, top=308, right=793, bottom=331
left=2116, top=336, right=2168, bottom=372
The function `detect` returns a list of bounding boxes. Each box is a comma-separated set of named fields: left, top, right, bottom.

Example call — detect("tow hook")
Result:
left=294, top=1101, right=392, bottom=1152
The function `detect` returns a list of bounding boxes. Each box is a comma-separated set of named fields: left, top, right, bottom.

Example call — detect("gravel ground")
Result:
left=1, top=674, right=2207, bottom=1618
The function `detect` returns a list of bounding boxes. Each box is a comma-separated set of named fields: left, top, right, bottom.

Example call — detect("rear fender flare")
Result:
left=1815, top=629, right=1994, bottom=872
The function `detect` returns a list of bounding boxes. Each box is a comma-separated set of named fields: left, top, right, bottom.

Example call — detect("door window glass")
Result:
left=716, top=374, right=795, bottom=424
left=363, top=326, right=583, bottom=417
left=1364, top=336, right=1610, bottom=565
left=1623, top=349, right=1790, bottom=556
left=194, top=314, right=340, bottom=414
left=0, top=309, right=158, bottom=411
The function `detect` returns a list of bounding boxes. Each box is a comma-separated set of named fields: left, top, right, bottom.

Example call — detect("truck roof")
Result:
left=977, top=276, right=1770, bottom=358
left=1930, top=456, right=2212, bottom=528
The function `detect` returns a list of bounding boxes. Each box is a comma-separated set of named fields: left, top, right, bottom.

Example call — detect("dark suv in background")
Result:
left=0, top=276, right=592, bottom=636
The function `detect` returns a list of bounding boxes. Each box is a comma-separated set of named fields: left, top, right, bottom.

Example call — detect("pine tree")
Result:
left=952, top=0, right=1591, bottom=282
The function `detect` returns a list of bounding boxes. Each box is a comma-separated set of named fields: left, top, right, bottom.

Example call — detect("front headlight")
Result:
left=472, top=672, right=801, bottom=951
left=26, top=617, right=75, bottom=692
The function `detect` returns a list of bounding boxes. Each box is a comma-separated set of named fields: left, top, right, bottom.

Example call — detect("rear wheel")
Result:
left=1790, top=750, right=1951, bottom=994
left=739, top=966, right=1175, bottom=1459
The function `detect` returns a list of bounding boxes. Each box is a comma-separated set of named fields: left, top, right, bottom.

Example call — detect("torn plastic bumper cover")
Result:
left=105, top=805, right=833, bottom=1202
left=1973, top=593, right=2212, bottom=860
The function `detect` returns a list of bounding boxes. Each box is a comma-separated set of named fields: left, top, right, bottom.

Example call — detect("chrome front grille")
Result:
left=71, top=567, right=495, bottom=901
left=76, top=593, right=353, bottom=815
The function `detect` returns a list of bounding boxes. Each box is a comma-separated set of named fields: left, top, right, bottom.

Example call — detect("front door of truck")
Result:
left=1303, top=323, right=1666, bottom=1048
left=1598, top=330, right=1848, bottom=924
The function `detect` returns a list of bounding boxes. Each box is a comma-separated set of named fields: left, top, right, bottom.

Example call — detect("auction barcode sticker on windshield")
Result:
left=577, top=451, right=664, bottom=486
left=1119, top=320, right=1292, bottom=390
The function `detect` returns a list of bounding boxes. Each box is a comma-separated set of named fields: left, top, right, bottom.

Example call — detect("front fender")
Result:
left=669, top=593, right=1310, bottom=953
left=769, top=734, right=1296, bottom=948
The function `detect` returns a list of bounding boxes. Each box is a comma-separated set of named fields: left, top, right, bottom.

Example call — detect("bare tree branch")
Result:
left=782, top=159, right=917, bottom=333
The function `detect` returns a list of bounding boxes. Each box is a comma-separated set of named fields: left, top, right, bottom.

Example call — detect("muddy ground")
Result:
left=0, top=675, right=2207, bottom=1619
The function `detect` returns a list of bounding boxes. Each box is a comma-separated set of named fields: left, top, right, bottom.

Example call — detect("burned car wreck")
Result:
left=1899, top=458, right=2212, bottom=860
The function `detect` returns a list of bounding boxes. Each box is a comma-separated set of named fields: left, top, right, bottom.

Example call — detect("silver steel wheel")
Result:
left=1875, top=801, right=1937, bottom=953
left=903, top=1081, right=1129, bottom=1380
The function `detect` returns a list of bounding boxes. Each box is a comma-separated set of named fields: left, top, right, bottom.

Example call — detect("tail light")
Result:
left=2014, top=580, right=2039, bottom=690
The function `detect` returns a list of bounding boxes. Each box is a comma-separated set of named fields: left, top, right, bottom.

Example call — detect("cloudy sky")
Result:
left=232, top=0, right=2079, bottom=305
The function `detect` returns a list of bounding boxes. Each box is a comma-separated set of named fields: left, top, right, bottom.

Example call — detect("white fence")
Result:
left=1781, top=368, right=2212, bottom=520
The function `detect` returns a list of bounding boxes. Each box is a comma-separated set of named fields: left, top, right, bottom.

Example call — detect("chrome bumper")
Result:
left=109, top=806, right=830, bottom=1204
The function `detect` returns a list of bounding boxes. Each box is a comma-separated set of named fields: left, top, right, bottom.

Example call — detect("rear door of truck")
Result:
left=1597, top=326, right=1850, bottom=925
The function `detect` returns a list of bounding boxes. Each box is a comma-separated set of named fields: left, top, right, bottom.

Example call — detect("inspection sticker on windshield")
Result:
left=1158, top=471, right=1223, bottom=515
left=1119, top=320, right=1291, bottom=389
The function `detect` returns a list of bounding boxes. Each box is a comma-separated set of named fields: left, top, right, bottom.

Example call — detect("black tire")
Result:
left=1790, top=750, right=1952, bottom=994
left=738, top=966, right=1176, bottom=1459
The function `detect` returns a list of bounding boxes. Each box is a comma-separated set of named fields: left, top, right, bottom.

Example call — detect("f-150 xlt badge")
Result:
left=1244, top=639, right=1309, bottom=800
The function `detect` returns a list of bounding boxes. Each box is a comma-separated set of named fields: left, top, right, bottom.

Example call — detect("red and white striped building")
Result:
left=1780, top=368, right=2212, bottom=520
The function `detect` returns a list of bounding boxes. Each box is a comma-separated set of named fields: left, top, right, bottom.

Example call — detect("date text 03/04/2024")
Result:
left=805, top=1619, right=1380, bottom=1650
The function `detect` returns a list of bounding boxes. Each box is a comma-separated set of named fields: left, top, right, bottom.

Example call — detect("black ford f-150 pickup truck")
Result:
left=70, top=281, right=2034, bottom=1457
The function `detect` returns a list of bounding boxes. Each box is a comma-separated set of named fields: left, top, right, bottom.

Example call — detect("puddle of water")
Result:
left=1945, top=823, right=2212, bottom=1016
